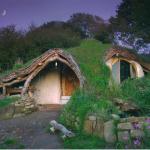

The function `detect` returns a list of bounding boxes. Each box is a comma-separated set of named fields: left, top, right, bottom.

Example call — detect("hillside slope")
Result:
left=60, top=39, right=150, bottom=129
left=66, top=39, right=111, bottom=95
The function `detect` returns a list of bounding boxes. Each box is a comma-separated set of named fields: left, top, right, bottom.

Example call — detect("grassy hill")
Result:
left=67, top=39, right=111, bottom=95
left=59, top=39, right=150, bottom=148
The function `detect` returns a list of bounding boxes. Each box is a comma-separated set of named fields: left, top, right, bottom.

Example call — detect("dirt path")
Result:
left=0, top=111, right=63, bottom=149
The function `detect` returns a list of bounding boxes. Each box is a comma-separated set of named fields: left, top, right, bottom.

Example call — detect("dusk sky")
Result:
left=0, top=0, right=121, bottom=30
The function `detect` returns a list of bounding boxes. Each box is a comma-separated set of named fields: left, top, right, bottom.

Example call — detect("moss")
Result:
left=0, top=59, right=35, bottom=79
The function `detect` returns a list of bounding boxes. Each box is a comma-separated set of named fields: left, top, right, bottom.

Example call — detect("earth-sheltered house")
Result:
left=0, top=47, right=150, bottom=107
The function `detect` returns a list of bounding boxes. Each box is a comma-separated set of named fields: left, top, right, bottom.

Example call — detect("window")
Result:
left=120, top=60, right=131, bottom=82
left=112, top=60, right=136, bottom=83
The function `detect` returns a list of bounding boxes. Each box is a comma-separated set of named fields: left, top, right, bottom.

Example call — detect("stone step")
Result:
left=38, top=104, right=63, bottom=111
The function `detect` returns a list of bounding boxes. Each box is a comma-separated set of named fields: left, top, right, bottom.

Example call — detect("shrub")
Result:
left=60, top=90, right=119, bottom=130
left=120, top=74, right=150, bottom=115
left=12, top=63, right=23, bottom=70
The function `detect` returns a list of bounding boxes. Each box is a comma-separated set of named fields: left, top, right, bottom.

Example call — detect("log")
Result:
left=50, top=120, right=75, bottom=138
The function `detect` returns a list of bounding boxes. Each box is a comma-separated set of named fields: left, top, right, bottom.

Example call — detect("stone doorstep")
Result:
left=13, top=113, right=25, bottom=118
left=24, top=102, right=35, bottom=106
left=14, top=103, right=25, bottom=106
left=25, top=105, right=35, bottom=109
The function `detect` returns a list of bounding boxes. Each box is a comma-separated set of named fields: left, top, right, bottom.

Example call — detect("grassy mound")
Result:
left=120, top=75, right=150, bottom=115
left=60, top=40, right=120, bottom=129
left=59, top=39, right=150, bottom=148
left=66, top=39, right=111, bottom=95
left=60, top=39, right=150, bottom=129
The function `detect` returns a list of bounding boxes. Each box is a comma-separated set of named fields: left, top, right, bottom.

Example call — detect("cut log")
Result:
left=50, top=120, right=75, bottom=138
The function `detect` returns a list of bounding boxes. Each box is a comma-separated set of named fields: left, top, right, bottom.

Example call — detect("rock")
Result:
left=15, top=105, right=25, bottom=113
left=84, top=120, right=93, bottom=134
left=94, top=118, right=104, bottom=138
left=13, top=113, right=24, bottom=118
left=121, top=102, right=139, bottom=112
left=0, top=104, right=15, bottom=120
left=113, top=98, right=124, bottom=104
left=130, top=129, right=144, bottom=138
left=113, top=98, right=139, bottom=112
left=126, top=117, right=145, bottom=123
left=23, top=110, right=33, bottom=115
left=104, top=120, right=116, bottom=143
left=25, top=105, right=35, bottom=109
left=88, top=115, right=96, bottom=121
left=118, top=122, right=133, bottom=130
left=76, top=117, right=80, bottom=122
left=111, top=114, right=120, bottom=120
left=118, top=131, right=130, bottom=142
left=132, top=122, right=144, bottom=129
left=120, top=118, right=128, bottom=123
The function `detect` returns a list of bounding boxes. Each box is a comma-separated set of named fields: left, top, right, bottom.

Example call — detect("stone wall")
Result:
left=84, top=115, right=104, bottom=138
left=0, top=96, right=37, bottom=120
left=83, top=115, right=150, bottom=143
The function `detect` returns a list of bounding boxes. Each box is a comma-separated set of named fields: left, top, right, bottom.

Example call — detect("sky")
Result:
left=0, top=0, right=121, bottom=30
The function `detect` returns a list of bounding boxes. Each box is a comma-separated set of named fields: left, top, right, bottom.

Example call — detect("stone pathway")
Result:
left=0, top=111, right=63, bottom=149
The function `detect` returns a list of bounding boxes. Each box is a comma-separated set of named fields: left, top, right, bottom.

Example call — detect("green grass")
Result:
left=0, top=137, right=25, bottom=149
left=60, top=40, right=118, bottom=128
left=66, top=39, right=111, bottom=95
left=120, top=74, right=150, bottom=115
left=63, top=132, right=106, bottom=149
left=0, top=96, right=19, bottom=108
left=60, top=90, right=119, bottom=130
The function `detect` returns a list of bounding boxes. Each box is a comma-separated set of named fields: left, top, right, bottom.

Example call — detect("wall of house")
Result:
left=31, top=69, right=61, bottom=104
left=30, top=61, right=79, bottom=105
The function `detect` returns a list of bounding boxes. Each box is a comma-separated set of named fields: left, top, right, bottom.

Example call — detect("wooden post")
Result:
left=3, top=86, right=6, bottom=96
